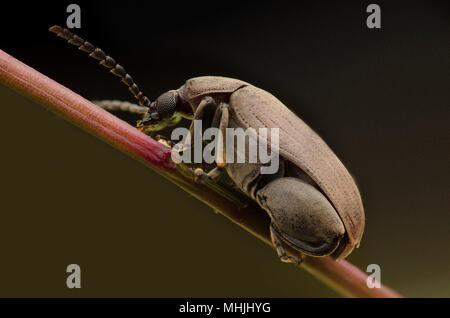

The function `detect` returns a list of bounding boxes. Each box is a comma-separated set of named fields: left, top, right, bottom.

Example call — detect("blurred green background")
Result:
left=0, top=1, right=448, bottom=297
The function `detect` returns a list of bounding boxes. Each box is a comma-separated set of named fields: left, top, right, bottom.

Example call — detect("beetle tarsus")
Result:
left=270, top=222, right=304, bottom=265
left=194, top=167, right=223, bottom=184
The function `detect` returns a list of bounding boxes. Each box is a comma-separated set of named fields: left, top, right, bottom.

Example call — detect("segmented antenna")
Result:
left=92, top=100, right=149, bottom=114
left=49, top=25, right=153, bottom=108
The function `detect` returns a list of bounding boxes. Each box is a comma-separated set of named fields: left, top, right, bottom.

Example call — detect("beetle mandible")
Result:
left=50, top=25, right=365, bottom=263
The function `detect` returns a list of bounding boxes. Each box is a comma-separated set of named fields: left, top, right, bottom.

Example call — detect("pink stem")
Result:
left=0, top=49, right=401, bottom=298
left=0, top=50, right=174, bottom=170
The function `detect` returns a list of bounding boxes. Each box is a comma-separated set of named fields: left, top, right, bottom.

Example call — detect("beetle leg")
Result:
left=185, top=96, right=217, bottom=148
left=270, top=222, right=304, bottom=265
left=194, top=166, right=223, bottom=183
left=210, top=103, right=223, bottom=128
left=216, top=103, right=229, bottom=168
left=154, top=134, right=173, bottom=148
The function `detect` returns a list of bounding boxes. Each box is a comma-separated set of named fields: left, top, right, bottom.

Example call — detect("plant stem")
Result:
left=0, top=49, right=401, bottom=298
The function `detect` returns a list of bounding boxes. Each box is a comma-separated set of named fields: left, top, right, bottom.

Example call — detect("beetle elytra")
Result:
left=49, top=25, right=365, bottom=263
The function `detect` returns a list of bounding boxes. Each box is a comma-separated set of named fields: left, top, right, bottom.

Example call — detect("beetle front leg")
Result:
left=185, top=96, right=217, bottom=147
left=270, top=222, right=304, bottom=265
left=191, top=103, right=230, bottom=183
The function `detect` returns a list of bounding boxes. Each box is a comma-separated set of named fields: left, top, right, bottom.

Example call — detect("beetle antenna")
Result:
left=92, top=100, right=149, bottom=114
left=49, top=25, right=153, bottom=108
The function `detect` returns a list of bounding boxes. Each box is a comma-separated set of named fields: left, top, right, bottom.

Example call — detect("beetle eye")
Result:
left=155, top=90, right=178, bottom=118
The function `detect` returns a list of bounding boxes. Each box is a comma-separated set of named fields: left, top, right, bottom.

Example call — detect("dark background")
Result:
left=0, top=0, right=449, bottom=297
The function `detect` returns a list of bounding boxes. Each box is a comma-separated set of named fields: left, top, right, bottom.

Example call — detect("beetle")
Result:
left=49, top=25, right=365, bottom=263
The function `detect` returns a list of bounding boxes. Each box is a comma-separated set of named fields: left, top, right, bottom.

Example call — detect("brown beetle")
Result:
left=50, top=25, right=365, bottom=263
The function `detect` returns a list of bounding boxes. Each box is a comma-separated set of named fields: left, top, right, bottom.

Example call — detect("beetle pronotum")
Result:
left=49, top=25, right=365, bottom=264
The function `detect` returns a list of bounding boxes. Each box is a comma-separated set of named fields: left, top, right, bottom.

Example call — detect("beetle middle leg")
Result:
left=185, top=96, right=217, bottom=148
left=213, top=103, right=229, bottom=167
left=190, top=102, right=230, bottom=184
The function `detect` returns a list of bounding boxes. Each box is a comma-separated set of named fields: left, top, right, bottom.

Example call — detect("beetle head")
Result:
left=137, top=90, right=182, bottom=132
left=137, top=89, right=194, bottom=133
